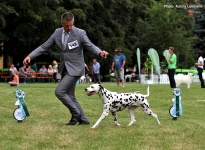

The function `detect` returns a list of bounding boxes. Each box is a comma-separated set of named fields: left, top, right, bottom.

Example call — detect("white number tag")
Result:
left=68, top=40, right=79, bottom=49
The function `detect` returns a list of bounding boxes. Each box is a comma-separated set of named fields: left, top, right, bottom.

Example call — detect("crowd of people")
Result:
left=7, top=60, right=59, bottom=86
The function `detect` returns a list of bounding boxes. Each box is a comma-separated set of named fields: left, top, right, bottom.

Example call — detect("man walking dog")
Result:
left=23, top=12, right=108, bottom=126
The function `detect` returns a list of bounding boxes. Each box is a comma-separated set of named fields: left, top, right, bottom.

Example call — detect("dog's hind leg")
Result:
left=140, top=103, right=161, bottom=125
left=150, top=112, right=161, bottom=125
left=111, top=112, right=121, bottom=126
left=127, top=106, right=137, bottom=126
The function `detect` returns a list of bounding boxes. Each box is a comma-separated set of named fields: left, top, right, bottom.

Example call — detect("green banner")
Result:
left=136, top=48, right=141, bottom=74
left=148, top=48, right=160, bottom=75
left=163, top=50, right=169, bottom=64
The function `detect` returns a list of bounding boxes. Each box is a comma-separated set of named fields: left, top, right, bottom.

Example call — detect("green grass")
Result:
left=0, top=82, right=205, bottom=150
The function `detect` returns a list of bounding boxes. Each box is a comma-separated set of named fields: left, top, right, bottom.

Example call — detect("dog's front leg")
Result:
left=187, top=84, right=190, bottom=88
left=91, top=111, right=109, bottom=128
left=111, top=112, right=121, bottom=126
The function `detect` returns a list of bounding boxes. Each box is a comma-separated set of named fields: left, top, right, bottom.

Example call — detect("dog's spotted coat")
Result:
left=85, top=84, right=161, bottom=128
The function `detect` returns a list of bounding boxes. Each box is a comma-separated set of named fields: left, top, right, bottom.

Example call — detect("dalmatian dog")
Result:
left=175, top=72, right=194, bottom=88
left=85, top=84, right=161, bottom=128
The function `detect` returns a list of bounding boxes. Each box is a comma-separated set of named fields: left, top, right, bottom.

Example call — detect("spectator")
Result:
left=39, top=65, right=48, bottom=83
left=9, top=64, right=17, bottom=72
left=53, top=60, right=58, bottom=83
left=19, top=65, right=28, bottom=83
left=39, top=65, right=48, bottom=77
left=111, top=48, right=126, bottom=87
left=15, top=62, right=20, bottom=71
left=8, top=71, right=19, bottom=86
left=195, top=50, right=205, bottom=88
left=27, top=65, right=35, bottom=77
left=8, top=64, right=17, bottom=77
left=141, top=68, right=145, bottom=74
left=31, top=62, right=37, bottom=72
left=48, top=65, right=54, bottom=76
left=167, top=47, right=176, bottom=88
left=92, top=59, right=101, bottom=84
left=131, top=70, right=138, bottom=82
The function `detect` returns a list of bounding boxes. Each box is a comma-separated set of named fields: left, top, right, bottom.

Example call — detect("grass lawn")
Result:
left=0, top=82, right=205, bottom=150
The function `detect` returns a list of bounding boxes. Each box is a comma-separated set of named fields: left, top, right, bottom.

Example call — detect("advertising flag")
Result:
left=136, top=48, right=141, bottom=75
left=163, top=50, right=169, bottom=63
left=148, top=48, right=160, bottom=75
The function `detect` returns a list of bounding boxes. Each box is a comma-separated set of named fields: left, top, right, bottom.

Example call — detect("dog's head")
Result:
left=85, top=84, right=103, bottom=96
left=187, top=72, right=194, bottom=77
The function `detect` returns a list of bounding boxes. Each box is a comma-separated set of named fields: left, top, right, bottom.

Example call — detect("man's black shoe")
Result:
left=79, top=121, right=90, bottom=125
left=66, top=115, right=80, bottom=125
left=66, top=119, right=78, bottom=125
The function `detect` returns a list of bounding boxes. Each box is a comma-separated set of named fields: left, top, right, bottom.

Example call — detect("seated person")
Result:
left=8, top=71, right=19, bottom=86
left=141, top=68, right=145, bottom=74
left=8, top=64, right=17, bottom=81
left=47, top=65, right=53, bottom=76
left=19, top=65, right=28, bottom=83
left=131, top=70, right=138, bottom=82
left=39, top=65, right=48, bottom=77
left=26, top=65, right=35, bottom=77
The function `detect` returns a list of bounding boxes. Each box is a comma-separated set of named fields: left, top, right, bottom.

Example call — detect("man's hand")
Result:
left=100, top=50, right=109, bottom=58
left=23, top=56, right=31, bottom=65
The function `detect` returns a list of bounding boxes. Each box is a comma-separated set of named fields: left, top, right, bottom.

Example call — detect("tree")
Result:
left=62, top=0, right=136, bottom=67
left=0, top=2, right=17, bottom=42
left=1, top=0, right=196, bottom=72
left=136, top=0, right=195, bottom=68
left=192, top=0, right=205, bottom=53
left=1, top=0, right=66, bottom=66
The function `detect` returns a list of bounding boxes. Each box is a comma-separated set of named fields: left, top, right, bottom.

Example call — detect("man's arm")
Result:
left=85, top=65, right=89, bottom=72
left=111, top=62, right=114, bottom=70
left=121, top=60, right=126, bottom=68
left=80, top=30, right=108, bottom=58
left=23, top=31, right=56, bottom=65
left=120, top=60, right=126, bottom=71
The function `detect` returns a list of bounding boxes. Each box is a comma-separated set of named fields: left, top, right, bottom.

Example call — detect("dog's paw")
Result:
left=116, top=123, right=121, bottom=126
left=91, top=126, right=97, bottom=129
left=127, top=120, right=136, bottom=126
left=114, top=121, right=121, bottom=126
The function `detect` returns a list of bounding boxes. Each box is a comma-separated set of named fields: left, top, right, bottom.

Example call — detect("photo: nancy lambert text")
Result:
left=164, top=4, right=202, bottom=9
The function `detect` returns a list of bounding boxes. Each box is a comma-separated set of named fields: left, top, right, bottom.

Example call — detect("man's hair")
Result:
left=61, top=12, right=74, bottom=22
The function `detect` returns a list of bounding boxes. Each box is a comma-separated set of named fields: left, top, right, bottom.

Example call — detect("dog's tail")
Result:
left=143, top=86, right=150, bottom=98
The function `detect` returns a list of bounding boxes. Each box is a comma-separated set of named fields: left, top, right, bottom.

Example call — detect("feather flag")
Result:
left=163, top=50, right=169, bottom=64
left=148, top=48, right=160, bottom=75
left=136, top=48, right=141, bottom=75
